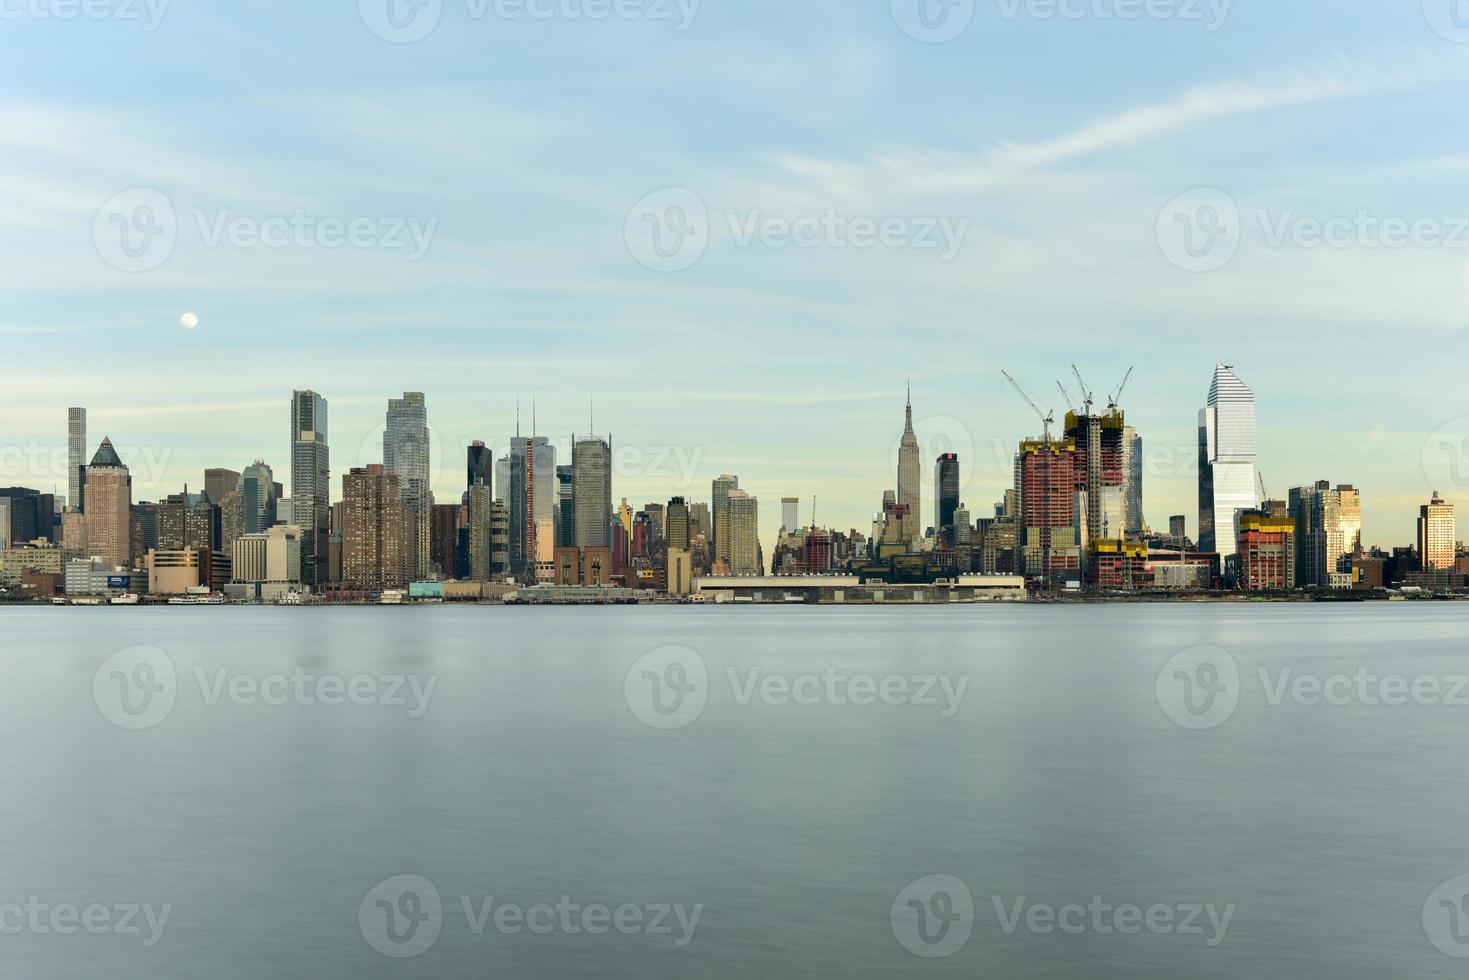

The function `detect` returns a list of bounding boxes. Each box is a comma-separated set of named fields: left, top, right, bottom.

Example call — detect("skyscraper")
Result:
left=341, top=464, right=409, bottom=590
left=384, top=392, right=431, bottom=580
left=712, top=474, right=738, bottom=565
left=290, top=390, right=330, bottom=587
left=67, top=407, right=85, bottom=511
left=897, top=386, right=921, bottom=545
left=666, top=496, right=691, bottom=551
left=466, top=440, right=492, bottom=494
left=935, top=453, right=959, bottom=542
left=572, top=436, right=612, bottom=549
left=505, top=432, right=555, bottom=579
left=1419, top=491, right=1456, bottom=572
left=781, top=497, right=800, bottom=533
left=726, top=489, right=760, bottom=576
left=83, top=437, right=131, bottom=568
left=556, top=464, right=576, bottom=547
left=240, top=461, right=278, bottom=534
left=1289, top=481, right=1362, bottom=589
left=1198, top=364, right=1259, bottom=559
left=1122, top=425, right=1143, bottom=537
left=204, top=467, right=241, bottom=505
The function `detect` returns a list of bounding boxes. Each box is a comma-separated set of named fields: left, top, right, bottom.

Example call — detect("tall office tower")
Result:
left=82, top=438, right=131, bottom=568
left=467, top=482, right=495, bottom=581
left=130, top=502, right=159, bottom=556
left=1197, top=364, right=1259, bottom=559
left=781, top=497, right=800, bottom=533
left=896, top=386, right=921, bottom=544
left=430, top=503, right=459, bottom=578
left=1418, top=491, right=1456, bottom=571
left=505, top=435, right=555, bottom=577
left=204, top=467, right=241, bottom=504
left=240, top=461, right=278, bottom=534
left=1122, top=425, right=1143, bottom=537
left=67, top=408, right=85, bottom=512
left=384, top=392, right=432, bottom=581
left=467, top=441, right=492, bottom=494
left=1169, top=515, right=1187, bottom=541
left=726, top=490, right=761, bottom=576
left=341, top=464, right=409, bottom=590
left=935, top=453, right=960, bottom=541
left=290, top=390, right=330, bottom=587
left=1288, top=481, right=1362, bottom=589
left=712, top=474, right=739, bottom=564
left=556, top=465, right=576, bottom=547
left=954, top=505, right=972, bottom=546
left=666, top=496, right=691, bottom=551
left=0, top=488, right=45, bottom=545
left=158, top=491, right=218, bottom=551
left=572, top=436, right=612, bottom=549
left=489, top=500, right=511, bottom=578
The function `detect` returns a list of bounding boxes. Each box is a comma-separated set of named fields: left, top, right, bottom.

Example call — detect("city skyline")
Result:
left=15, top=363, right=1466, bottom=563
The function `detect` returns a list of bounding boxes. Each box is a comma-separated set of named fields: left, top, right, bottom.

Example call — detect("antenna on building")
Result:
left=812, top=495, right=817, bottom=531
left=516, top=398, right=521, bottom=439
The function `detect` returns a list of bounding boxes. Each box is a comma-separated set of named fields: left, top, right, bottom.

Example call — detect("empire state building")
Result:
left=897, top=387, right=921, bottom=544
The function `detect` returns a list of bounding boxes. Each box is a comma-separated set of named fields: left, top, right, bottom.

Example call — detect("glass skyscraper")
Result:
left=384, top=392, right=431, bottom=581
left=290, top=390, right=329, bottom=587
left=1197, top=364, right=1259, bottom=559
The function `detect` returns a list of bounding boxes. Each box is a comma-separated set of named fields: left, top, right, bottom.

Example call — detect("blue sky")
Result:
left=4, top=0, right=1469, bottom=551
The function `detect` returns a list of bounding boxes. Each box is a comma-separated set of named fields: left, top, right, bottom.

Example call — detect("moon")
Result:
left=181, top=312, right=199, bottom=329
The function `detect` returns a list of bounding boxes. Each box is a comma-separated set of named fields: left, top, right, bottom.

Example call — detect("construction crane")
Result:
left=1108, top=366, right=1134, bottom=411
left=1071, top=364, right=1094, bottom=415
left=1002, top=370, right=1054, bottom=444
left=1055, top=381, right=1077, bottom=415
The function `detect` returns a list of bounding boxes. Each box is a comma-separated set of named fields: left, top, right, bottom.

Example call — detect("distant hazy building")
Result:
left=290, top=390, right=330, bottom=587
left=1198, top=364, right=1259, bottom=559
left=572, top=436, right=612, bottom=549
left=82, top=438, right=131, bottom=569
left=204, top=467, right=241, bottom=505
left=67, top=407, right=86, bottom=512
left=897, top=388, right=921, bottom=546
left=466, top=441, right=492, bottom=496
left=726, top=489, right=761, bottom=576
left=385, top=392, right=432, bottom=581
left=240, top=461, right=278, bottom=535
left=1419, top=491, right=1456, bottom=572
left=781, top=497, right=800, bottom=534
left=342, top=464, right=409, bottom=591
left=556, top=464, right=576, bottom=547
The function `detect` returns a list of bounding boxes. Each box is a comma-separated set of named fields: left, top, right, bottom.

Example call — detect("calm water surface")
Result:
left=3, top=604, right=1468, bottom=978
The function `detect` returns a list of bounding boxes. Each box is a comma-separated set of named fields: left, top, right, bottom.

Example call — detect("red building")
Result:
left=1237, top=512, right=1295, bottom=591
